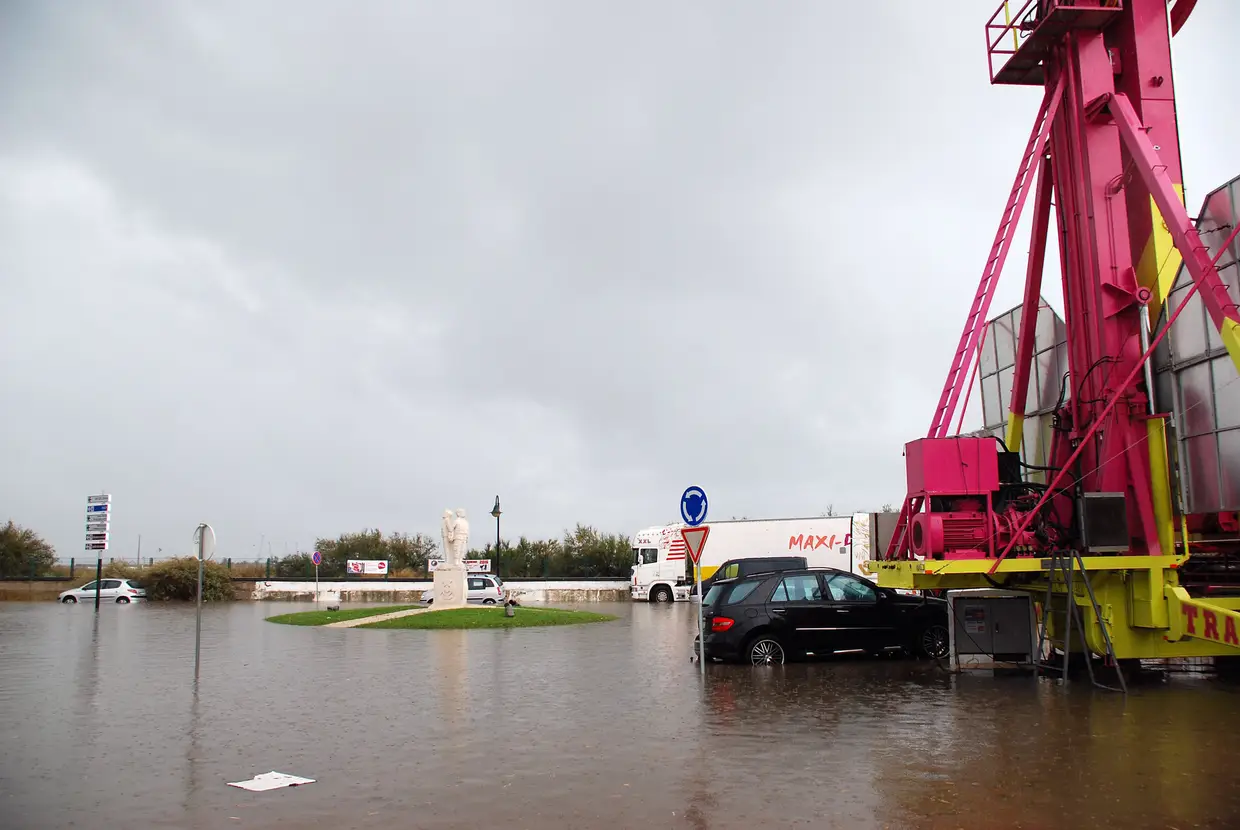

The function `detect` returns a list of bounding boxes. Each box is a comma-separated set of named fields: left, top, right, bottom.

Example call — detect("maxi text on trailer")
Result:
left=630, top=514, right=863, bottom=603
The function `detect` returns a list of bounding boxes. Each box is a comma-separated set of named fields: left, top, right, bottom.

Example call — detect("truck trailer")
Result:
left=629, top=513, right=893, bottom=603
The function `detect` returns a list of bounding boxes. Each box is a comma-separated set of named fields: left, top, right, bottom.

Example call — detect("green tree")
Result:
left=385, top=532, right=438, bottom=572
left=298, top=528, right=440, bottom=577
left=0, top=521, right=56, bottom=578
left=560, top=524, right=631, bottom=578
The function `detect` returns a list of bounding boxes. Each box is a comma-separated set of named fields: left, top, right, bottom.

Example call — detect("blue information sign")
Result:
left=680, top=486, right=709, bottom=527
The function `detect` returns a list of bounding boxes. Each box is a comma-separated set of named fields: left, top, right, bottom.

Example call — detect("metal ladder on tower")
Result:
left=1034, top=549, right=1127, bottom=693
left=883, top=77, right=1064, bottom=561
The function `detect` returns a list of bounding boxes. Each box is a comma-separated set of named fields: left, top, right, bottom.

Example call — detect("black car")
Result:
left=694, top=568, right=950, bottom=665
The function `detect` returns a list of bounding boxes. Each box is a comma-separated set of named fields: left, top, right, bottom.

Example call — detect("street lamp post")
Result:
left=490, top=496, right=502, bottom=578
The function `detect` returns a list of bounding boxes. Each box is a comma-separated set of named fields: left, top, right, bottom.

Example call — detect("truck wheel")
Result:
left=650, top=586, right=673, bottom=603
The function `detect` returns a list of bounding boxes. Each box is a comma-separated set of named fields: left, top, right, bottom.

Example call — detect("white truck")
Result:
left=629, top=513, right=881, bottom=603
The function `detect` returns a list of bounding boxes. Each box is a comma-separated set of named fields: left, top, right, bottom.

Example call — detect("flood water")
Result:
left=2, top=600, right=1240, bottom=829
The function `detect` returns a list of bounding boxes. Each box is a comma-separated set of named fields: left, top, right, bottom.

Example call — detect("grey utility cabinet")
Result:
left=947, top=589, right=1037, bottom=672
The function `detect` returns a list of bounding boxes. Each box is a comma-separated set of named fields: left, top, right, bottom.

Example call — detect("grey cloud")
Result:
left=1, top=0, right=1236, bottom=560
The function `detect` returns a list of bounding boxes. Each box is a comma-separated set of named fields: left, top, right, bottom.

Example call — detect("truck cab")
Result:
left=630, top=524, right=691, bottom=603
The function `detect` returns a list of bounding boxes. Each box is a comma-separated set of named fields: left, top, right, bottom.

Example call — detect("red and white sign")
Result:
left=427, top=558, right=492, bottom=573
left=680, top=525, right=710, bottom=565
left=346, top=559, right=388, bottom=575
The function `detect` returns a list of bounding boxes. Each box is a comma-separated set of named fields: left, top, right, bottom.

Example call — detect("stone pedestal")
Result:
left=432, top=564, right=467, bottom=609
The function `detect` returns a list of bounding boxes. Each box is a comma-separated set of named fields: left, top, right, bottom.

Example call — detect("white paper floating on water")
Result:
left=227, top=771, right=316, bottom=792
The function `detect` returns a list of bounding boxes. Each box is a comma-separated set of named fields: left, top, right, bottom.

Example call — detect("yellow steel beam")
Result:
left=869, top=557, right=1240, bottom=659
left=1165, top=586, right=1240, bottom=651
left=866, top=555, right=1184, bottom=590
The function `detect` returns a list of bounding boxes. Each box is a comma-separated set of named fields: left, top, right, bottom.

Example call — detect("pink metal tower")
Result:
left=883, top=0, right=1240, bottom=571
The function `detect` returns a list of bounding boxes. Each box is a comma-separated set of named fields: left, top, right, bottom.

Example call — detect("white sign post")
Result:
left=85, top=494, right=111, bottom=611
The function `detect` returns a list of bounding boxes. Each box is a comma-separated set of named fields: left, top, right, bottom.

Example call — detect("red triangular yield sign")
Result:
left=680, top=525, right=710, bottom=564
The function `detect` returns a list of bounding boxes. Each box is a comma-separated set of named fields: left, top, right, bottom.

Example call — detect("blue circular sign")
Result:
left=312, top=550, right=322, bottom=566
left=680, top=486, right=709, bottom=526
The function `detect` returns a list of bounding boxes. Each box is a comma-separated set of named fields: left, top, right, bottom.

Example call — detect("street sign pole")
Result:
left=682, top=526, right=711, bottom=678
left=85, top=494, right=111, bottom=612
left=193, top=523, right=216, bottom=683
left=679, top=485, right=710, bottom=679
left=696, top=559, right=704, bottom=678
left=312, top=550, right=322, bottom=603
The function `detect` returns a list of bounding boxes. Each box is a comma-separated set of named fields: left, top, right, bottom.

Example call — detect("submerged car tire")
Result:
left=746, top=635, right=786, bottom=666
left=918, top=623, right=950, bottom=659
left=62, top=596, right=77, bottom=603
left=483, top=598, right=497, bottom=605
left=115, top=596, right=130, bottom=604
left=650, top=586, right=673, bottom=604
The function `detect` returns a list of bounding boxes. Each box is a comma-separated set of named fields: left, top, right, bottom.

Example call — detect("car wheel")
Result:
left=747, top=635, right=786, bottom=666
left=483, top=598, right=497, bottom=605
left=919, top=623, right=950, bottom=659
left=116, top=596, right=130, bottom=604
left=62, top=596, right=77, bottom=603
left=650, top=586, right=673, bottom=604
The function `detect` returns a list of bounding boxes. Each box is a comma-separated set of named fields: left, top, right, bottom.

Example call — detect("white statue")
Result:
left=441, top=509, right=457, bottom=566
left=450, top=508, right=470, bottom=565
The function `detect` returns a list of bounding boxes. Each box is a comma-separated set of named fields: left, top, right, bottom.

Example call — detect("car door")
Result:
left=98, top=579, right=123, bottom=600
left=466, top=577, right=487, bottom=602
left=765, top=573, right=834, bottom=657
left=822, top=572, right=890, bottom=652
left=75, top=581, right=98, bottom=599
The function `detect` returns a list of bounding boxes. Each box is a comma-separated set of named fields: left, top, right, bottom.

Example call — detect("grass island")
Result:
left=266, top=604, right=615, bottom=629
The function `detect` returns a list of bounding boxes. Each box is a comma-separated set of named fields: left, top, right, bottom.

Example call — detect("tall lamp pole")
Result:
left=490, top=496, right=502, bottom=578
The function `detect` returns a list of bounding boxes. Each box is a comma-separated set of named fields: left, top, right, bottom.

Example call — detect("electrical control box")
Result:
left=947, top=589, right=1036, bottom=672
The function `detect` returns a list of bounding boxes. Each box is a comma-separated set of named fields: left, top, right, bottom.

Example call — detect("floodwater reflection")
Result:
left=1, top=600, right=1239, bottom=829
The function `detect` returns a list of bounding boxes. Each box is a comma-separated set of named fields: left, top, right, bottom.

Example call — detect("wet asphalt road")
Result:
left=2, top=599, right=1240, bottom=829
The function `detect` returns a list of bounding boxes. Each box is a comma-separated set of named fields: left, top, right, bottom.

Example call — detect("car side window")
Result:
left=725, top=579, right=762, bottom=604
left=769, top=574, right=823, bottom=602
left=826, top=574, right=877, bottom=602
left=79, top=581, right=97, bottom=591
left=101, top=580, right=122, bottom=589
left=640, top=549, right=658, bottom=565
left=467, top=578, right=484, bottom=590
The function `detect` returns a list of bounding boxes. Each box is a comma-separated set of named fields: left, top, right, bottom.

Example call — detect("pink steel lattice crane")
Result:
left=882, top=0, right=1239, bottom=572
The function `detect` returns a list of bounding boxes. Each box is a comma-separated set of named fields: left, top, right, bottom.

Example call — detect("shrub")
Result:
left=142, top=557, right=233, bottom=601
left=0, top=521, right=56, bottom=578
left=102, top=561, right=141, bottom=580
left=274, top=553, right=316, bottom=578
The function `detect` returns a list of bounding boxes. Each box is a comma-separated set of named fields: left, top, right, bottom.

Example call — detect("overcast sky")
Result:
left=1, top=1, right=1236, bottom=562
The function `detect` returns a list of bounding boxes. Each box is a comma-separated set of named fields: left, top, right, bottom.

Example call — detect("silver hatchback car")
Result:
left=420, top=574, right=505, bottom=605
left=59, top=579, right=147, bottom=604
